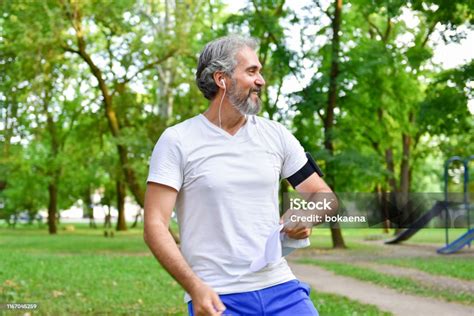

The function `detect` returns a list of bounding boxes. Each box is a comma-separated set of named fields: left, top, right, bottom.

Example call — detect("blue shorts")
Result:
left=188, top=280, right=319, bottom=316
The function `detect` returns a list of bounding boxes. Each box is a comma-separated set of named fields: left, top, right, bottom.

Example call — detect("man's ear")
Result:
left=213, top=72, right=226, bottom=89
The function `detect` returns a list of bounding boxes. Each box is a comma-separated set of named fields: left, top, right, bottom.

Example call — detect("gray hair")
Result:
left=195, top=35, right=258, bottom=100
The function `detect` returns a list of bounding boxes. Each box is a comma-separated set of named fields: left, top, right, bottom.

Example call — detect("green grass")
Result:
left=378, top=257, right=474, bottom=281
left=0, top=225, right=391, bottom=315
left=312, top=291, right=391, bottom=316
left=0, top=226, right=185, bottom=315
left=313, top=227, right=466, bottom=246
left=307, top=228, right=473, bottom=254
left=0, top=228, right=148, bottom=255
left=407, top=228, right=468, bottom=244
left=299, top=259, right=474, bottom=306
left=309, top=228, right=385, bottom=251
left=1, top=252, right=186, bottom=315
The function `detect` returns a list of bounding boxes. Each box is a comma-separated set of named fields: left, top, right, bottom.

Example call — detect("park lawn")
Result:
left=312, top=291, right=391, bottom=316
left=377, top=257, right=474, bottom=281
left=307, top=228, right=474, bottom=281
left=1, top=252, right=186, bottom=315
left=308, top=228, right=471, bottom=252
left=0, top=226, right=185, bottom=315
left=406, top=228, right=468, bottom=244
left=308, top=228, right=385, bottom=251
left=1, top=225, right=391, bottom=315
left=299, top=259, right=474, bottom=306
left=309, top=228, right=466, bottom=245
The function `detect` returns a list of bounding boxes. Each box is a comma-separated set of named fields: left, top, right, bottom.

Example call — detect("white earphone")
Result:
left=218, top=79, right=226, bottom=128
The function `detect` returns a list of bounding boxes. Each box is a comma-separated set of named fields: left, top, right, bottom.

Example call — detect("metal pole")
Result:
left=444, top=156, right=464, bottom=246
left=465, top=155, right=474, bottom=230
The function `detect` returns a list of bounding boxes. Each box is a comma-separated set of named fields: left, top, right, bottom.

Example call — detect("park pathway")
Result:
left=353, top=261, right=474, bottom=294
left=289, top=262, right=474, bottom=316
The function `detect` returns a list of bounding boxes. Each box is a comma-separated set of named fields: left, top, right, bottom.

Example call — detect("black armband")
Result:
left=286, top=152, right=324, bottom=188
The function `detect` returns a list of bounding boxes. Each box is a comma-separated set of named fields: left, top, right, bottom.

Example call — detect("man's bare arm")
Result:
left=295, top=172, right=331, bottom=193
left=143, top=182, right=225, bottom=315
left=282, top=173, right=338, bottom=238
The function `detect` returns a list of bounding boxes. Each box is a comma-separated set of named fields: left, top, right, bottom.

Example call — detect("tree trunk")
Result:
left=279, top=180, right=289, bottom=216
left=116, top=179, right=127, bottom=231
left=376, top=184, right=390, bottom=232
left=397, top=132, right=411, bottom=226
left=158, top=64, right=175, bottom=118
left=83, top=189, right=96, bottom=228
left=325, top=0, right=346, bottom=249
left=376, top=106, right=397, bottom=194
left=325, top=0, right=339, bottom=160
left=131, top=210, right=143, bottom=228
left=400, top=134, right=411, bottom=188
left=47, top=182, right=58, bottom=234
left=385, top=148, right=397, bottom=193
left=44, top=86, right=60, bottom=235
left=398, top=112, right=414, bottom=230
left=400, top=115, right=413, bottom=195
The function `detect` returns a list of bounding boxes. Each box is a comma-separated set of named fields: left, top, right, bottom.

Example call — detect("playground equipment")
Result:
left=437, top=155, right=474, bottom=254
left=385, top=155, right=473, bottom=254
left=437, top=228, right=474, bottom=254
left=384, top=200, right=450, bottom=244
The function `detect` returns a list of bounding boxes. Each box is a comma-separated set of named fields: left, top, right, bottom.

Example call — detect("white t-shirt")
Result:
left=147, top=114, right=307, bottom=302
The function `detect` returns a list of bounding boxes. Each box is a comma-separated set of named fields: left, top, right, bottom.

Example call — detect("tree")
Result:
left=57, top=0, right=223, bottom=237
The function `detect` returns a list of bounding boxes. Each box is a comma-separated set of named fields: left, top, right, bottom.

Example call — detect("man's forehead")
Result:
left=235, top=46, right=262, bottom=69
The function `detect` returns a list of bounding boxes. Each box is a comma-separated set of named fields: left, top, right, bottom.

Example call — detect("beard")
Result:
left=228, top=79, right=262, bottom=115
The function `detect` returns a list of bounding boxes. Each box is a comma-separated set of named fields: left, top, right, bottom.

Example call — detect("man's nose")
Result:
left=255, top=73, right=265, bottom=87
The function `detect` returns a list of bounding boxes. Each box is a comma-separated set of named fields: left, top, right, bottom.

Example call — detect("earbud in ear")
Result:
left=221, top=79, right=226, bottom=89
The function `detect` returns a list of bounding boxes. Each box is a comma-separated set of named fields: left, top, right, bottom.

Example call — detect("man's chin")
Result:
left=243, top=104, right=260, bottom=115
left=233, top=97, right=261, bottom=115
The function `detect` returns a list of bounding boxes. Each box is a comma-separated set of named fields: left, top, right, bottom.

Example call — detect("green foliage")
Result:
left=291, top=0, right=473, bottom=193
left=419, top=62, right=474, bottom=136
left=1, top=0, right=473, bottom=224
left=1, top=149, right=49, bottom=221
left=410, top=0, right=474, bottom=28
left=1, top=0, right=225, bottom=221
left=224, top=0, right=297, bottom=119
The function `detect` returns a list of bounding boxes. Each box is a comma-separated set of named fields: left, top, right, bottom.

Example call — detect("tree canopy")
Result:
left=1, top=1, right=472, bottom=244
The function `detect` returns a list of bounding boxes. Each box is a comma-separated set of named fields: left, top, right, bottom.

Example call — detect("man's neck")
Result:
left=204, top=100, right=247, bottom=135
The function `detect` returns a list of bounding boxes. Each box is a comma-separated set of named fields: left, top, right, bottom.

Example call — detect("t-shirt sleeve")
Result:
left=279, top=124, right=308, bottom=179
left=147, top=128, right=184, bottom=191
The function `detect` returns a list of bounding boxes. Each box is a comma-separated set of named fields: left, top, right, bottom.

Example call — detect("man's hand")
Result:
left=282, top=225, right=312, bottom=239
left=190, top=283, right=226, bottom=316
left=280, top=213, right=312, bottom=240
left=279, top=172, right=338, bottom=241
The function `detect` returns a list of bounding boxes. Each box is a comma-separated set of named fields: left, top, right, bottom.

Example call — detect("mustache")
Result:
left=249, top=88, right=262, bottom=95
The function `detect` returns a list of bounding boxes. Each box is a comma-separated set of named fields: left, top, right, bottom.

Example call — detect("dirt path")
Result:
left=290, top=263, right=474, bottom=316
left=353, top=261, right=474, bottom=294
left=290, top=239, right=473, bottom=294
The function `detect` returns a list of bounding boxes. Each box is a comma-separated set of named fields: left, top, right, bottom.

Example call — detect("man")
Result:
left=144, top=35, right=334, bottom=316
